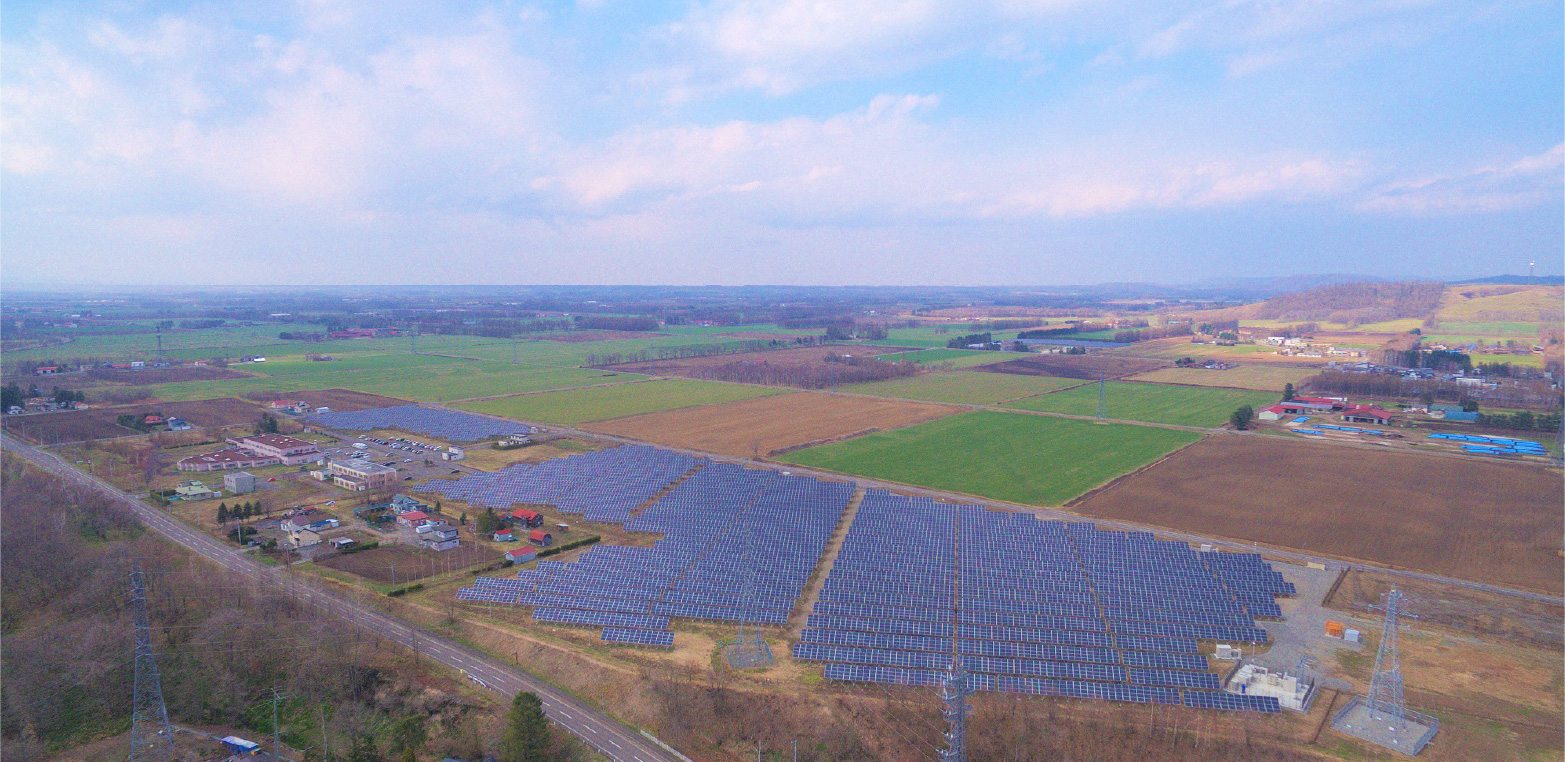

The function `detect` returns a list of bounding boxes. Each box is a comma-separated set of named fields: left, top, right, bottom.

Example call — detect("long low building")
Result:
left=178, top=434, right=323, bottom=472
left=228, top=434, right=324, bottom=465
left=177, top=448, right=281, bottom=472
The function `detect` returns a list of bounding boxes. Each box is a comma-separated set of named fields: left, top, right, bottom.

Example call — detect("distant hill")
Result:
left=1193, top=274, right=1385, bottom=296
left=1452, top=275, right=1565, bottom=286
left=1255, top=280, right=1445, bottom=323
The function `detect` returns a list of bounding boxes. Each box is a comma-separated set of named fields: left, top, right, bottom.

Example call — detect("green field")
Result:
left=1003, top=381, right=1279, bottom=427
left=844, top=371, right=1081, bottom=405
left=870, top=349, right=1018, bottom=368
left=780, top=411, right=1201, bottom=506
left=1431, top=321, right=1542, bottom=337
left=141, top=358, right=636, bottom=402
left=452, top=379, right=785, bottom=425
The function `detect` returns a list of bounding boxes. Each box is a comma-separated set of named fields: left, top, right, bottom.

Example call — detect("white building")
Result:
left=1225, top=663, right=1313, bottom=712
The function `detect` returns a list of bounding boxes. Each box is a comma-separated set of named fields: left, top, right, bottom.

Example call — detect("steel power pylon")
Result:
left=938, top=658, right=971, bottom=762
left=724, top=521, right=773, bottom=668
left=1095, top=377, right=1107, bottom=419
left=129, top=561, right=175, bottom=762
left=1364, top=587, right=1410, bottom=727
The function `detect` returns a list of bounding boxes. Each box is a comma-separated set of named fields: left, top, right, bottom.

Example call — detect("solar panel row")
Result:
left=804, top=491, right=1288, bottom=712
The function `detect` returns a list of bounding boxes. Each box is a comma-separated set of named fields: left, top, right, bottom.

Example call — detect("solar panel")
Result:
left=1181, top=691, right=1282, bottom=713
left=602, top=627, right=675, bottom=648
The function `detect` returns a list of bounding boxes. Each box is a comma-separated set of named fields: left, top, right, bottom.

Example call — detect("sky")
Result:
left=3, top=0, right=1562, bottom=286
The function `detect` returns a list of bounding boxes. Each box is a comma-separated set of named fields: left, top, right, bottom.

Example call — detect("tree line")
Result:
left=1112, top=324, right=1193, bottom=343
left=1303, top=371, right=1564, bottom=410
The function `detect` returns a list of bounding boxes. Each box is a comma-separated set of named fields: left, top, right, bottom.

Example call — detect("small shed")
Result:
left=505, top=547, right=537, bottom=563
left=527, top=529, right=553, bottom=547
left=510, top=508, right=544, bottom=527
left=493, top=530, right=515, bottom=542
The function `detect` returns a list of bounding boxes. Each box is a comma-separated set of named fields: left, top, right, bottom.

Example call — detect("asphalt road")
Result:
left=445, top=405, right=1565, bottom=607
left=0, top=432, right=685, bottom=762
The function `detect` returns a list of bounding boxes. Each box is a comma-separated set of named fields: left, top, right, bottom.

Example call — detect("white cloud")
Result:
left=1359, top=145, right=1565, bottom=215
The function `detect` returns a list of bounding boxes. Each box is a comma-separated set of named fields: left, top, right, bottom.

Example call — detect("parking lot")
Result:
left=316, top=434, right=482, bottom=485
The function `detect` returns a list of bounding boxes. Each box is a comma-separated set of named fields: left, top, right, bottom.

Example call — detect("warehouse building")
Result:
left=329, top=459, right=398, bottom=491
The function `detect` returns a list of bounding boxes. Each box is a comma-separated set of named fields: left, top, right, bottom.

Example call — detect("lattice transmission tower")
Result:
left=1095, top=377, right=1107, bottom=420
left=937, top=658, right=970, bottom=762
left=1363, top=587, right=1409, bottom=726
left=129, top=561, right=175, bottom=762
left=723, top=521, right=773, bottom=668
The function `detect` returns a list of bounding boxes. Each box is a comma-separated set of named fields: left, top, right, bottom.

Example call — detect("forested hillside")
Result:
left=1255, top=281, right=1446, bottom=323
left=0, top=457, right=590, bottom=762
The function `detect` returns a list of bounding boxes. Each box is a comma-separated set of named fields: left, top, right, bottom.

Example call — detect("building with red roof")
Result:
left=1340, top=405, right=1393, bottom=424
left=510, top=508, right=544, bottom=527
left=397, top=510, right=430, bottom=527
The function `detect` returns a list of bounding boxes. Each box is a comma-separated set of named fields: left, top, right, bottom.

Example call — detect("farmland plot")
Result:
left=780, top=411, right=1201, bottom=506
left=1073, top=436, right=1565, bottom=594
left=584, top=392, right=957, bottom=457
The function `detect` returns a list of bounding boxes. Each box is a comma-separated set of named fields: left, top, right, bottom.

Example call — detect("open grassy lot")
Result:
left=1073, top=436, right=1565, bottom=594
left=585, top=392, right=957, bottom=457
left=779, top=410, right=1201, bottom=506
left=452, top=379, right=785, bottom=425
left=1004, top=381, right=1278, bottom=427
left=843, top=370, right=1081, bottom=405
left=1124, top=365, right=1319, bottom=393
left=457, top=439, right=610, bottom=471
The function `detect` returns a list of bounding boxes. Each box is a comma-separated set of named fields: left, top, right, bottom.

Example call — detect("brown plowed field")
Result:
left=244, top=388, right=410, bottom=412
left=315, top=542, right=495, bottom=583
left=584, top=392, right=958, bottom=457
left=2, top=397, right=270, bottom=443
left=972, top=354, right=1166, bottom=380
left=598, top=345, right=916, bottom=377
left=1073, top=435, right=1564, bottom=594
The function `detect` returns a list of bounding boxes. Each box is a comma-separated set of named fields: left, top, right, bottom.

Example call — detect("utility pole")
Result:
left=129, top=561, right=175, bottom=762
left=270, top=686, right=290, bottom=755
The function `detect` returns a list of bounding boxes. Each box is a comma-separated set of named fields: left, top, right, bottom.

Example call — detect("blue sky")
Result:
left=3, top=0, right=1561, bottom=286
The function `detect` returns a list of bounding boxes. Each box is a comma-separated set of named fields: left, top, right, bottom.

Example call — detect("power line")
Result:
left=130, top=561, right=176, bottom=762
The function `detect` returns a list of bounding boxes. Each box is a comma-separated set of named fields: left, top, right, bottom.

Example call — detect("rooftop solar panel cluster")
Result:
left=307, top=405, right=532, bottom=442
left=453, top=460, right=854, bottom=644
left=422, top=445, right=704, bottom=521
left=793, top=490, right=1290, bottom=712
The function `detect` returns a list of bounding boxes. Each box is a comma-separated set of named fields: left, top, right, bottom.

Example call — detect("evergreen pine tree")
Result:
left=500, top=692, right=551, bottom=762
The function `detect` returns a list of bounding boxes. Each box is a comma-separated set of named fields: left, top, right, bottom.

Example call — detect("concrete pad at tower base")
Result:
left=1330, top=696, right=1439, bottom=756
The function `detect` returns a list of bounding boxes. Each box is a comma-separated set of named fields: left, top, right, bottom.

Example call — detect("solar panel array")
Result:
left=453, top=460, right=854, bottom=646
left=422, top=445, right=704, bottom=522
left=307, top=404, right=532, bottom=442
left=795, top=490, right=1290, bottom=712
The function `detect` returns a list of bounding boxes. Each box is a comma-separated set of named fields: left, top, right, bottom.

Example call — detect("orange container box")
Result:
left=1324, top=620, right=1345, bottom=638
